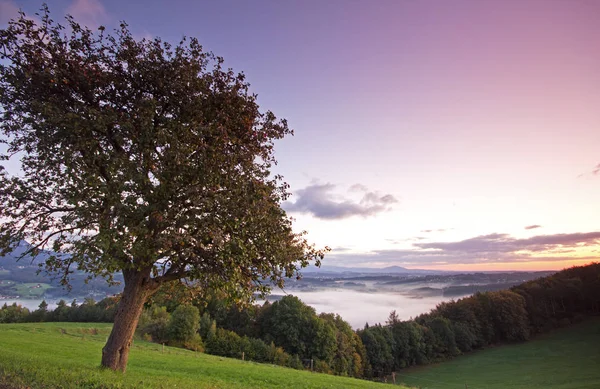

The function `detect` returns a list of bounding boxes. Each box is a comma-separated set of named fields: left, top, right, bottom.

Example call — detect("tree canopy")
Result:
left=0, top=6, right=325, bottom=371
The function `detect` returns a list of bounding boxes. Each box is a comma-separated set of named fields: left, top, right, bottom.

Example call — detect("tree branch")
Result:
left=16, top=195, right=76, bottom=213
left=153, top=269, right=190, bottom=284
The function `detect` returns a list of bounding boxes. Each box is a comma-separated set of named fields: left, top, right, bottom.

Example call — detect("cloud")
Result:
left=421, top=228, right=448, bottom=233
left=134, top=30, right=154, bottom=41
left=525, top=225, right=542, bottom=230
left=328, top=231, right=600, bottom=267
left=0, top=1, right=20, bottom=25
left=415, top=232, right=600, bottom=253
left=578, top=163, right=600, bottom=178
left=283, top=183, right=398, bottom=220
left=1, top=1, right=44, bottom=32
left=386, top=237, right=427, bottom=244
left=331, top=247, right=352, bottom=253
left=66, top=0, right=108, bottom=29
left=349, top=184, right=368, bottom=193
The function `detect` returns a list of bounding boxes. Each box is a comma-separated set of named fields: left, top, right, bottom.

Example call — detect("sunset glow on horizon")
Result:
left=2, top=0, right=599, bottom=271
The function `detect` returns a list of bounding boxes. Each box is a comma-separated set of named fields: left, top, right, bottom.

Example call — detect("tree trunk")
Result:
left=101, top=267, right=158, bottom=372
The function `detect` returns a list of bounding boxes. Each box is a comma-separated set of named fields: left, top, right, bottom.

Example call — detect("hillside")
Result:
left=0, top=241, right=123, bottom=300
left=394, top=318, right=600, bottom=389
left=0, top=322, right=401, bottom=389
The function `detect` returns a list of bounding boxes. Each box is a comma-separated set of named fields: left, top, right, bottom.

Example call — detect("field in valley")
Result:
left=394, top=318, right=600, bottom=389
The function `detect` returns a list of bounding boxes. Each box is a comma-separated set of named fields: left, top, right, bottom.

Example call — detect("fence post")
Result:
left=310, top=359, right=313, bottom=372
left=162, top=343, right=164, bottom=353
left=242, top=351, right=245, bottom=361
left=392, top=372, right=396, bottom=384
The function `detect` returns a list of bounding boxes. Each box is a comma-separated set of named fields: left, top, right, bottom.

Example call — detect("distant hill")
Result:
left=0, top=241, right=122, bottom=299
left=0, top=240, right=56, bottom=269
left=302, top=264, right=447, bottom=276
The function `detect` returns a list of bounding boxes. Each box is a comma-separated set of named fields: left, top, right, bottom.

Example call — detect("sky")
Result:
left=1, top=0, right=599, bottom=271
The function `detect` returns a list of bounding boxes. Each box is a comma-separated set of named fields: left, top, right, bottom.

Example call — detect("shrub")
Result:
left=138, top=306, right=171, bottom=343
left=168, top=305, right=200, bottom=343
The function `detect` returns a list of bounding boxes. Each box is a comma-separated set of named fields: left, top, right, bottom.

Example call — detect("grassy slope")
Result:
left=395, top=318, right=600, bottom=389
left=11, top=283, right=52, bottom=298
left=0, top=322, right=401, bottom=389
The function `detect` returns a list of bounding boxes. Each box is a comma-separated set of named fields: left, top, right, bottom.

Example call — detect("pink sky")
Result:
left=2, top=0, right=600, bottom=271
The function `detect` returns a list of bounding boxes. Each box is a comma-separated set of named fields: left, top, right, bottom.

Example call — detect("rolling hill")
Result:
left=0, top=322, right=402, bottom=389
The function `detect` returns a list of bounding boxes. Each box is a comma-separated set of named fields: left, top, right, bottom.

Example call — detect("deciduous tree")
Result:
left=0, top=7, right=325, bottom=371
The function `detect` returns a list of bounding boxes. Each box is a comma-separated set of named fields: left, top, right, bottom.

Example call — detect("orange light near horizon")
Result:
left=414, top=259, right=598, bottom=272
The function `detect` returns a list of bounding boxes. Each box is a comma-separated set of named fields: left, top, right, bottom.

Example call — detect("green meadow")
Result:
left=394, top=318, right=600, bottom=389
left=9, top=283, right=52, bottom=298
left=0, top=322, right=400, bottom=389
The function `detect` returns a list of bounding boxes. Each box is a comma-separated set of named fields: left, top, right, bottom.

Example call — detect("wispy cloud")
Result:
left=66, top=0, right=108, bottom=29
left=578, top=163, right=600, bottom=179
left=525, top=225, right=542, bottom=230
left=415, top=232, right=600, bottom=253
left=386, top=237, right=426, bottom=244
left=134, top=30, right=154, bottom=41
left=331, top=246, right=352, bottom=253
left=348, top=183, right=368, bottom=193
left=329, top=231, right=600, bottom=267
left=0, top=1, right=22, bottom=25
left=1, top=1, right=43, bottom=31
left=283, top=183, right=398, bottom=220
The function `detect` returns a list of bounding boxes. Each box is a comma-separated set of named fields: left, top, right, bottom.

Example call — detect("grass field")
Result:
left=10, top=282, right=52, bottom=298
left=0, top=322, right=401, bottom=389
left=394, top=318, right=600, bottom=389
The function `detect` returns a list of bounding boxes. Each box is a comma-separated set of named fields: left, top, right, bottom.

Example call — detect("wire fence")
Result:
left=370, top=367, right=487, bottom=389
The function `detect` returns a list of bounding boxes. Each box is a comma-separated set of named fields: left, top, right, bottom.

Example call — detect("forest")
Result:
left=1, top=262, right=599, bottom=380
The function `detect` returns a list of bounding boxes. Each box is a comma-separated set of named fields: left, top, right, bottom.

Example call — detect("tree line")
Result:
left=0, top=297, right=118, bottom=323
left=2, top=263, right=599, bottom=380
left=136, top=293, right=368, bottom=376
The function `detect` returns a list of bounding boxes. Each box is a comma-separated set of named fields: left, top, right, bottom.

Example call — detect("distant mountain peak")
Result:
left=302, top=265, right=443, bottom=275
left=381, top=265, right=408, bottom=271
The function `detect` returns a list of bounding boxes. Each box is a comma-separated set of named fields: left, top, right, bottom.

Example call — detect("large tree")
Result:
left=0, top=8, right=325, bottom=371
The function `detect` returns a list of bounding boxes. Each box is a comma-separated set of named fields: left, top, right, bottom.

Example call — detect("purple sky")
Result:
left=2, top=0, right=600, bottom=270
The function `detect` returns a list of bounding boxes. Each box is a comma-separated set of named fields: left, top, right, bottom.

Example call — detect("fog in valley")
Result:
left=4, top=289, right=460, bottom=329
left=262, top=270, right=556, bottom=328
left=1, top=298, right=58, bottom=311
left=274, top=289, right=465, bottom=329
left=3, top=268, right=555, bottom=330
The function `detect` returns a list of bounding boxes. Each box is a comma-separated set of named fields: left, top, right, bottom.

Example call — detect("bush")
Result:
left=184, top=333, right=204, bottom=352
left=138, top=306, right=171, bottom=343
left=0, top=303, right=30, bottom=323
left=452, top=322, right=476, bottom=352
left=243, top=336, right=271, bottom=362
left=168, top=305, right=200, bottom=343
left=205, top=328, right=242, bottom=358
